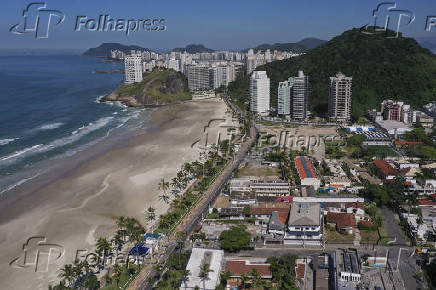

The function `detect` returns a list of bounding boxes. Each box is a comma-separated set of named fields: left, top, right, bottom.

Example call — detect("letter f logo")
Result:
left=10, top=2, right=65, bottom=39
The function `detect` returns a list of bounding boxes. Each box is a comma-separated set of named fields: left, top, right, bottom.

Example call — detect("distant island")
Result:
left=101, top=69, right=191, bottom=107
left=82, top=43, right=153, bottom=57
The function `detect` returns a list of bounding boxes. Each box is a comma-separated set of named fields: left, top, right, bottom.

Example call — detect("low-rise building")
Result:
left=284, top=202, right=323, bottom=246
left=181, top=248, right=224, bottom=290
left=294, top=156, right=321, bottom=190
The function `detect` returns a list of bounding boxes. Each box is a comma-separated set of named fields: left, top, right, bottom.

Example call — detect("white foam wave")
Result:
left=0, top=117, right=114, bottom=165
left=37, top=122, right=64, bottom=130
left=0, top=138, right=18, bottom=146
left=0, top=172, right=42, bottom=195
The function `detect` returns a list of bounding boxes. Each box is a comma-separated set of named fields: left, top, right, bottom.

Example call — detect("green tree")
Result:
left=219, top=225, right=251, bottom=252
left=199, top=263, right=214, bottom=290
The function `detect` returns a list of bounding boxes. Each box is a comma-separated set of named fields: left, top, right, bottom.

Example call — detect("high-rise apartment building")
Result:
left=124, top=54, right=143, bottom=84
left=277, top=71, right=308, bottom=120
left=290, top=71, right=308, bottom=120
left=250, top=71, right=270, bottom=116
left=328, top=72, right=352, bottom=122
left=187, top=65, right=210, bottom=91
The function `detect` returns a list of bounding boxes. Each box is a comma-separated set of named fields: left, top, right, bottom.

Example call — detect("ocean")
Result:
left=0, top=54, right=149, bottom=194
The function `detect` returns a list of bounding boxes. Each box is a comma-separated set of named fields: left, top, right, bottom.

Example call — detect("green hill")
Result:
left=173, top=44, right=214, bottom=53
left=229, top=27, right=436, bottom=119
left=102, top=69, right=191, bottom=107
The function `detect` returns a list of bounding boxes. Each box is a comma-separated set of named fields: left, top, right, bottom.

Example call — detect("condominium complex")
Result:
left=186, top=63, right=241, bottom=91
left=278, top=79, right=292, bottom=115
left=124, top=54, right=143, bottom=84
left=328, top=72, right=352, bottom=122
left=278, top=71, right=308, bottom=120
left=186, top=65, right=210, bottom=90
left=250, top=71, right=270, bottom=116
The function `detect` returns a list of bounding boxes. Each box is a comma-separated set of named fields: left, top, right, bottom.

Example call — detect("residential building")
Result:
left=336, top=250, right=361, bottom=283
left=291, top=71, right=309, bottom=120
left=294, top=156, right=321, bottom=189
left=186, top=64, right=210, bottom=91
left=381, top=100, right=403, bottom=121
left=224, top=258, right=272, bottom=279
left=284, top=202, right=323, bottom=246
left=250, top=71, right=270, bottom=116
left=278, top=79, right=291, bottom=116
left=181, top=248, right=224, bottom=290
left=124, top=54, right=143, bottom=84
left=328, top=72, right=352, bottom=122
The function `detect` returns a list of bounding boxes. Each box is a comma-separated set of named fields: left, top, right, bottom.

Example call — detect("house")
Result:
left=284, top=202, right=323, bottom=246
left=224, top=258, right=272, bottom=279
left=267, top=211, right=287, bottom=235
left=143, top=233, right=163, bottom=254
left=373, top=159, right=399, bottom=179
left=181, top=248, right=224, bottom=290
left=326, top=212, right=357, bottom=235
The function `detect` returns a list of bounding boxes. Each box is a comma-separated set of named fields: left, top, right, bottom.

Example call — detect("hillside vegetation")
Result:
left=102, top=69, right=191, bottom=107
left=229, top=28, right=436, bottom=119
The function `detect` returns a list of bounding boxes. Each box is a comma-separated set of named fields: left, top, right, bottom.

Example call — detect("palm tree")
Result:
left=199, top=263, right=213, bottom=290
left=96, top=237, right=111, bottom=268
left=116, top=216, right=127, bottom=241
left=250, top=268, right=261, bottom=288
left=181, top=269, right=191, bottom=289
left=112, top=263, right=122, bottom=287
left=159, top=193, right=171, bottom=204
left=158, top=178, right=170, bottom=194
left=146, top=206, right=156, bottom=222
left=58, top=264, right=75, bottom=287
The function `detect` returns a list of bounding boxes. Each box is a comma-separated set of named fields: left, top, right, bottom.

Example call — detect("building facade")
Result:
left=124, top=54, right=143, bottom=84
left=328, top=72, right=352, bottom=122
left=250, top=71, right=270, bottom=116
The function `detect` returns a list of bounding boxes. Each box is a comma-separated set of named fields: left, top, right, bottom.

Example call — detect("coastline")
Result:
left=0, top=98, right=229, bottom=290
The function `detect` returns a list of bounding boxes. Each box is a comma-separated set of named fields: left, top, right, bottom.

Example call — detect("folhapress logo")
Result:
left=362, top=2, right=415, bottom=38
left=9, top=2, right=65, bottom=39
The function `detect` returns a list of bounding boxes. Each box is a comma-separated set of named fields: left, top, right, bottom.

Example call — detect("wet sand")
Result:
left=0, top=98, right=229, bottom=289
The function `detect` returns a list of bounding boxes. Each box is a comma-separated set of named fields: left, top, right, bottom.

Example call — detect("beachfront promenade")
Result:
left=128, top=101, right=256, bottom=289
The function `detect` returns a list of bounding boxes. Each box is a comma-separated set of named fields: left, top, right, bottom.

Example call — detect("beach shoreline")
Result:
left=0, top=98, right=230, bottom=290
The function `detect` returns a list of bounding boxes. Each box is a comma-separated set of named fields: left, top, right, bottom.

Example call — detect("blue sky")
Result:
left=1, top=0, right=435, bottom=51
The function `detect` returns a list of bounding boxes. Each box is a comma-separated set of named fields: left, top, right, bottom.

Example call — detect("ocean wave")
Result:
left=37, top=122, right=64, bottom=130
left=0, top=117, right=114, bottom=166
left=0, top=138, right=18, bottom=146
left=0, top=171, right=42, bottom=195
left=94, top=95, right=105, bottom=103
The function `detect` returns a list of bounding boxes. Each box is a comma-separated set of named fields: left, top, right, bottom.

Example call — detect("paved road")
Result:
left=129, top=100, right=257, bottom=290
left=380, top=206, right=409, bottom=246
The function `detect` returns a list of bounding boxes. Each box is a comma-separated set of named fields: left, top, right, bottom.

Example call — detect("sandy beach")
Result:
left=0, top=98, right=230, bottom=290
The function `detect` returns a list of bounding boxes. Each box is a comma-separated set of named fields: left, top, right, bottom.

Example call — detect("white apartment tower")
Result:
left=278, top=71, right=308, bottom=120
left=187, top=65, right=210, bottom=91
left=328, top=72, right=352, bottom=122
left=250, top=71, right=270, bottom=116
left=124, top=54, right=143, bottom=84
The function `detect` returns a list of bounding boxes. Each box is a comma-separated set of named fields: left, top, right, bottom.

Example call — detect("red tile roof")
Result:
left=251, top=206, right=290, bottom=215
left=225, top=260, right=272, bottom=278
left=278, top=212, right=288, bottom=224
left=326, top=212, right=357, bottom=229
left=394, top=141, right=423, bottom=146
left=296, top=263, right=305, bottom=279
left=358, top=220, right=375, bottom=227
left=373, top=160, right=399, bottom=176
left=418, top=199, right=436, bottom=206
left=345, top=202, right=365, bottom=210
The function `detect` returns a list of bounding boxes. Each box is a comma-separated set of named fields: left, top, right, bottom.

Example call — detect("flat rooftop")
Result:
left=288, top=202, right=320, bottom=226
